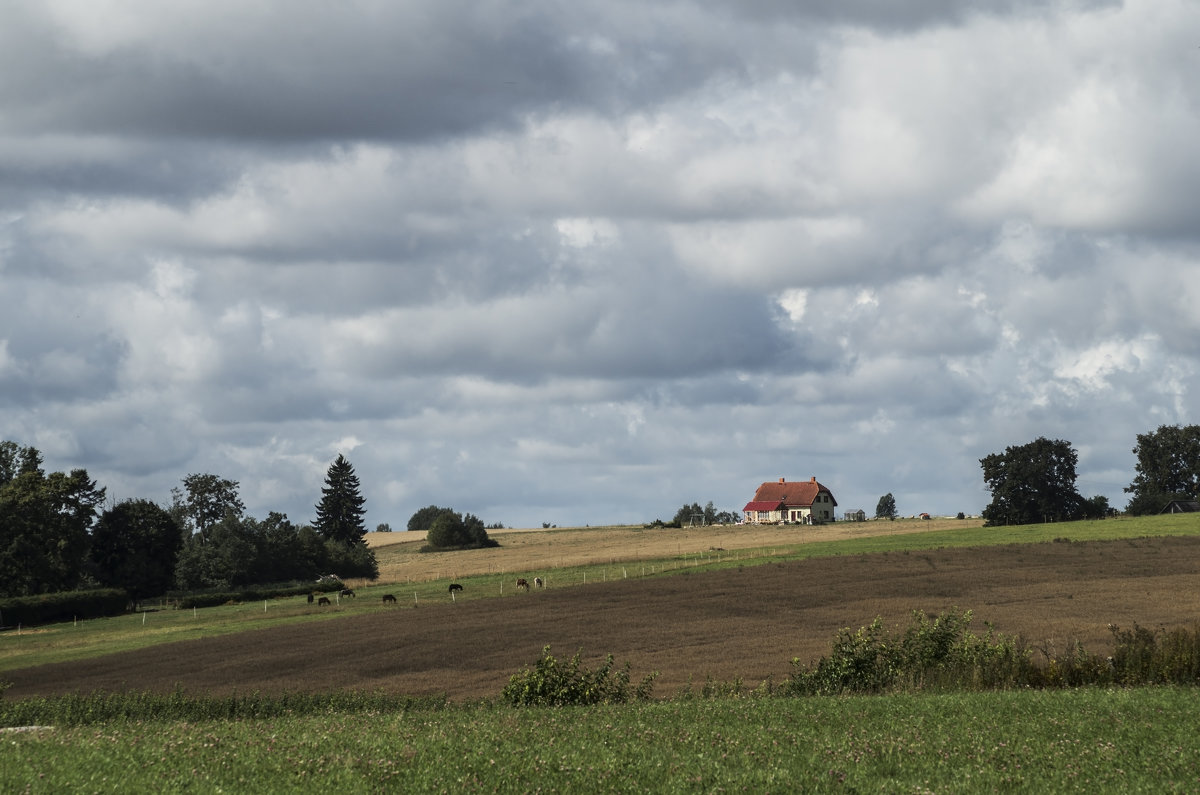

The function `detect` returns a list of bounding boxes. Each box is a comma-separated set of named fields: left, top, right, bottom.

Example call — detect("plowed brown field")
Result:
left=7, top=533, right=1200, bottom=701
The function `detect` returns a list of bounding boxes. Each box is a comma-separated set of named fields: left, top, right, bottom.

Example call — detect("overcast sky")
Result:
left=2, top=0, right=1198, bottom=529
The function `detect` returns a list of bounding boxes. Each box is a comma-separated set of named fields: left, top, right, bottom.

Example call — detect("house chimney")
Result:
left=811, top=476, right=816, bottom=482
left=779, top=477, right=785, bottom=483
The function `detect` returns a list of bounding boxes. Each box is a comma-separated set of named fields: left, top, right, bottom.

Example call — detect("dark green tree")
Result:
left=247, top=512, right=318, bottom=583
left=325, top=537, right=380, bottom=579
left=173, top=473, right=245, bottom=541
left=1124, top=425, right=1200, bottom=514
left=0, top=442, right=105, bottom=597
left=671, top=502, right=705, bottom=527
left=89, top=499, right=183, bottom=607
left=313, top=455, right=367, bottom=545
left=980, top=437, right=1085, bottom=526
left=1079, top=494, right=1112, bottom=520
left=175, top=513, right=258, bottom=590
left=875, top=493, right=898, bottom=520
left=408, top=504, right=453, bottom=532
left=424, top=508, right=497, bottom=550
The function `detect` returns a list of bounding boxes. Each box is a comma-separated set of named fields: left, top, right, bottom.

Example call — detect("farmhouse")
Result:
left=743, top=477, right=837, bottom=525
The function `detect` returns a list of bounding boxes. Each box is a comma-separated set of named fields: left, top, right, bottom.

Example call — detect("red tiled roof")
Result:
left=743, top=500, right=785, bottom=512
left=751, top=477, right=837, bottom=508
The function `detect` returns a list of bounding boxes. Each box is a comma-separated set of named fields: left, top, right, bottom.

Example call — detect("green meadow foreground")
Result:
left=5, top=514, right=1200, bottom=791
left=3, top=689, right=1199, bottom=792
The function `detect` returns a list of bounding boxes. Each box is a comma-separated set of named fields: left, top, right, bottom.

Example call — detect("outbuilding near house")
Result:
left=743, top=477, right=837, bottom=525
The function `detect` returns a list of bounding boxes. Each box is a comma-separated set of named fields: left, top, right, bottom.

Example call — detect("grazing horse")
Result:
left=516, top=578, right=530, bottom=591
left=340, top=588, right=355, bottom=598
left=534, top=577, right=543, bottom=588
left=381, top=594, right=397, bottom=604
left=317, top=596, right=332, bottom=606
left=448, top=583, right=464, bottom=593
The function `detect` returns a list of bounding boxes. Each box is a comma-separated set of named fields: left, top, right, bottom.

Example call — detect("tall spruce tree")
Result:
left=314, top=454, right=367, bottom=545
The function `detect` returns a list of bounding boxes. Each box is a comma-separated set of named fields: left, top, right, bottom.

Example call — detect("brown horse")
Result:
left=340, top=589, right=355, bottom=598
left=516, top=578, right=530, bottom=591
left=317, top=596, right=332, bottom=606
left=381, top=594, right=397, bottom=604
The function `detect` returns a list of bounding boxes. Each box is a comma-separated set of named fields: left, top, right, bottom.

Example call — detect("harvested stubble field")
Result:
left=7, top=519, right=1200, bottom=702
left=362, top=518, right=975, bottom=584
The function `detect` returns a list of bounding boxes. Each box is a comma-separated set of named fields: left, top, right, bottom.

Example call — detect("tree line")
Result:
left=870, top=425, right=1199, bottom=526
left=0, top=443, right=377, bottom=602
left=979, top=425, right=1199, bottom=526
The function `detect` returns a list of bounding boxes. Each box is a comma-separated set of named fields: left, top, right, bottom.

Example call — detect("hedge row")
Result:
left=0, top=588, right=129, bottom=627
left=173, top=580, right=346, bottom=610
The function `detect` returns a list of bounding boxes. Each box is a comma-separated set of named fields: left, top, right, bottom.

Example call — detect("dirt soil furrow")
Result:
left=6, top=536, right=1200, bottom=701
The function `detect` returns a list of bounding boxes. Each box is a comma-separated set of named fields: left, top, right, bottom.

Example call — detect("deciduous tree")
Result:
left=1124, top=425, right=1200, bottom=514
left=408, top=505, right=452, bottom=533
left=424, top=508, right=497, bottom=550
left=173, top=473, right=245, bottom=541
left=980, top=437, right=1085, bottom=526
left=0, top=442, right=104, bottom=597
left=875, top=493, right=898, bottom=520
left=89, top=499, right=183, bottom=606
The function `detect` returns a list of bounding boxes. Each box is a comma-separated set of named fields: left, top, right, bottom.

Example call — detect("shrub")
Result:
left=502, top=646, right=657, bottom=706
left=784, top=610, right=1035, bottom=696
left=422, top=509, right=500, bottom=552
left=1109, top=622, right=1200, bottom=685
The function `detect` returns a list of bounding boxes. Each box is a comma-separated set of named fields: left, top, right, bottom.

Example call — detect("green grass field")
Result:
left=4, top=688, right=1199, bottom=792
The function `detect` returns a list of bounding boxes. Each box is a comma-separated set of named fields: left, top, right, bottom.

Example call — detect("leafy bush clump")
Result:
left=786, top=612, right=1200, bottom=696
left=784, top=610, right=1035, bottom=696
left=502, top=646, right=657, bottom=706
left=1109, top=622, right=1200, bottom=685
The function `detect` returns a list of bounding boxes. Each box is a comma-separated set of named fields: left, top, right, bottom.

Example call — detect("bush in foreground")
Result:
left=785, top=610, right=1200, bottom=696
left=502, top=646, right=658, bottom=706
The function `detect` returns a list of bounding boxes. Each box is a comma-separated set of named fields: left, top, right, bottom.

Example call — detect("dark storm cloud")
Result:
left=0, top=2, right=745, bottom=144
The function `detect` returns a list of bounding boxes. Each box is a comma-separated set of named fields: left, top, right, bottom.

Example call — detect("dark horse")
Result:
left=340, top=588, right=355, bottom=598
left=317, top=596, right=332, bottom=606
left=448, top=583, right=464, bottom=593
left=381, top=594, right=397, bottom=604
left=515, top=578, right=530, bottom=591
